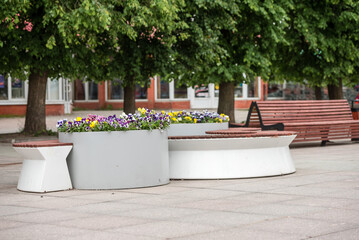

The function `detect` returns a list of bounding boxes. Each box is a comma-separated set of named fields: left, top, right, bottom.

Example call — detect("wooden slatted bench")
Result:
left=168, top=131, right=297, bottom=179
left=232, top=100, right=359, bottom=145
left=13, top=140, right=73, bottom=193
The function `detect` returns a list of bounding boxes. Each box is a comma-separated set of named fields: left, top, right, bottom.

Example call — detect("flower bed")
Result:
left=58, top=109, right=170, bottom=190
left=57, top=109, right=170, bottom=132
left=168, top=110, right=229, bottom=124
left=167, top=110, right=229, bottom=136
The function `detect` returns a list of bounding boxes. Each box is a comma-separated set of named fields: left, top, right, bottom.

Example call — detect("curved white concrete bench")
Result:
left=13, top=140, right=73, bottom=193
left=169, top=131, right=297, bottom=179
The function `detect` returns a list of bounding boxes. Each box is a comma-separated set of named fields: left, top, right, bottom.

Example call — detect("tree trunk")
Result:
left=328, top=79, right=343, bottom=99
left=314, top=86, right=322, bottom=100
left=217, top=82, right=235, bottom=123
left=123, top=81, right=136, bottom=114
left=24, top=70, right=48, bottom=134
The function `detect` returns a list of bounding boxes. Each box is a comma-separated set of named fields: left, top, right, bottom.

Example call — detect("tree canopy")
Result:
left=0, top=0, right=182, bottom=132
left=272, top=0, right=359, bottom=98
left=168, top=0, right=292, bottom=121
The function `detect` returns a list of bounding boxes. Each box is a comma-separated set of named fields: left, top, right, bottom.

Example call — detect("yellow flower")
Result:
left=219, top=119, right=223, bottom=123
left=86, top=119, right=90, bottom=122
left=220, top=114, right=225, bottom=117
left=194, top=118, right=197, bottom=123
left=185, top=116, right=192, bottom=121
left=168, top=112, right=173, bottom=117
left=161, top=110, right=165, bottom=114
left=76, top=117, right=82, bottom=121
left=137, top=107, right=142, bottom=112
left=89, top=120, right=98, bottom=129
left=173, top=111, right=178, bottom=116
left=179, top=111, right=183, bottom=115
left=171, top=117, right=178, bottom=122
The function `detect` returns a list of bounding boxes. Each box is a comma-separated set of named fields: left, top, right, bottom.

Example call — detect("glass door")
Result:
left=189, top=83, right=218, bottom=109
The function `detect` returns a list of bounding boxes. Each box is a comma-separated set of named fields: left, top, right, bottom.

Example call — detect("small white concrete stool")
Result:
left=13, top=140, right=73, bottom=193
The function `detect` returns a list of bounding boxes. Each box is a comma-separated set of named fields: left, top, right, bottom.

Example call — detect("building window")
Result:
left=156, top=76, right=169, bottom=99
left=267, top=83, right=284, bottom=99
left=174, top=80, right=188, bottom=99
left=136, top=84, right=147, bottom=99
left=11, top=78, right=25, bottom=99
left=235, top=83, right=243, bottom=98
left=74, top=79, right=98, bottom=101
left=247, top=80, right=259, bottom=98
left=47, top=79, right=60, bottom=101
left=107, top=79, right=124, bottom=100
left=107, top=80, right=148, bottom=100
left=0, top=75, right=8, bottom=100
left=88, top=82, right=98, bottom=100
left=214, top=84, right=220, bottom=98
left=194, top=84, right=209, bottom=98
left=74, top=79, right=85, bottom=100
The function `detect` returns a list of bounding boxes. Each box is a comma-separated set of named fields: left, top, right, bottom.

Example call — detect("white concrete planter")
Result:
left=59, top=130, right=169, bottom=189
left=167, top=122, right=229, bottom=136
left=169, top=135, right=296, bottom=179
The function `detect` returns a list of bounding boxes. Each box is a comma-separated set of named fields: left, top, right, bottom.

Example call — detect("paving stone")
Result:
left=282, top=196, right=359, bottom=209
left=2, top=209, right=93, bottom=224
left=57, top=215, right=152, bottom=230
left=262, top=185, right=339, bottom=197
left=234, top=202, right=327, bottom=216
left=0, top=224, right=90, bottom=240
left=225, top=192, right=302, bottom=204
left=299, top=208, right=359, bottom=225
left=173, top=227, right=299, bottom=240
left=70, top=190, right=150, bottom=201
left=211, top=181, right=285, bottom=193
left=12, top=196, right=101, bottom=210
left=67, top=201, right=150, bottom=215
left=311, top=227, right=359, bottom=240
left=112, top=221, right=221, bottom=238
left=120, top=185, right=193, bottom=194
left=173, top=198, right=259, bottom=211
left=320, top=189, right=359, bottom=200
left=65, top=231, right=161, bottom=240
left=0, top=192, right=54, bottom=205
left=0, top=219, right=27, bottom=231
left=115, top=206, right=208, bottom=220
left=171, top=211, right=279, bottom=227
left=165, top=188, right=244, bottom=200
left=0, top=205, right=43, bottom=217
left=244, top=216, right=357, bottom=239
left=121, top=194, right=197, bottom=206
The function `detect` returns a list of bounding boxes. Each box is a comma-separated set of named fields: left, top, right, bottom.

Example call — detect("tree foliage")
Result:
left=273, top=0, right=359, bottom=94
left=0, top=0, right=182, bottom=132
left=168, top=0, right=292, bottom=121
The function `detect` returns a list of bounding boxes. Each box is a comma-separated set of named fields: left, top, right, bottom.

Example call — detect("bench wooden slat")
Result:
left=239, top=100, right=359, bottom=144
left=12, top=140, right=73, bottom=148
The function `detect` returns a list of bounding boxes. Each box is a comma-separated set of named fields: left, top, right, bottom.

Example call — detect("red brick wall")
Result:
left=0, top=104, right=65, bottom=116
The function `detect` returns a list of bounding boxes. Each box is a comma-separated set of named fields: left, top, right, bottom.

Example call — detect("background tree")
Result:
left=169, top=0, right=291, bottom=122
left=0, top=0, right=180, bottom=133
left=85, top=1, right=184, bottom=114
left=272, top=0, right=359, bottom=99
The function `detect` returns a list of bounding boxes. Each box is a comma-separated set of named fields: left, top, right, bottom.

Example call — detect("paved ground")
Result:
left=0, top=112, right=358, bottom=239
left=1, top=141, right=359, bottom=239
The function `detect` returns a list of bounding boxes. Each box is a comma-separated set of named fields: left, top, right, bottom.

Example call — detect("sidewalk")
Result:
left=1, top=137, right=358, bottom=239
